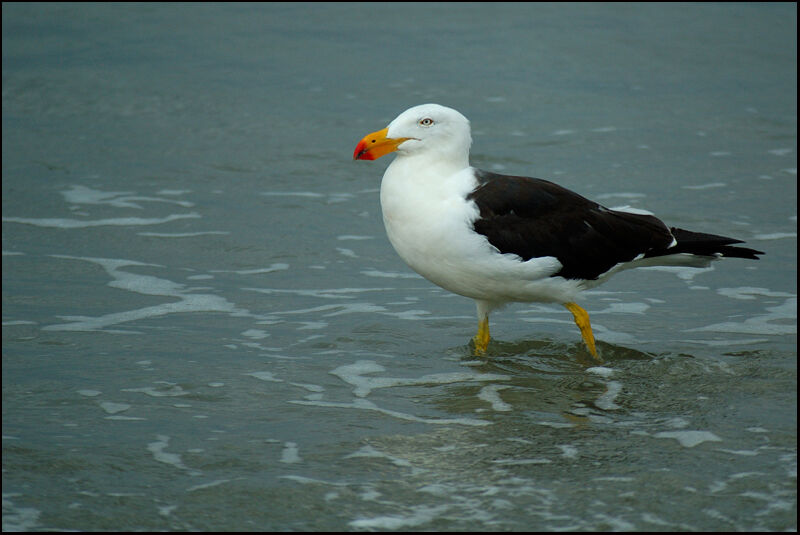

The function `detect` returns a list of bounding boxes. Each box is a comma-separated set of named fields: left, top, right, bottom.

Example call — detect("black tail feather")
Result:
left=646, top=227, right=764, bottom=260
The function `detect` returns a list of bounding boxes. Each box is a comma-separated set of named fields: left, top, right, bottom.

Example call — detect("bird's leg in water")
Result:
left=564, top=302, right=601, bottom=362
left=473, top=316, right=490, bottom=354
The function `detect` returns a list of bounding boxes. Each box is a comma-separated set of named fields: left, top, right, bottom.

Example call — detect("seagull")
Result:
left=353, top=104, right=763, bottom=360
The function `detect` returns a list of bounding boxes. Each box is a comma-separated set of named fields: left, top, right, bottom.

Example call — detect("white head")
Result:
left=354, top=104, right=472, bottom=167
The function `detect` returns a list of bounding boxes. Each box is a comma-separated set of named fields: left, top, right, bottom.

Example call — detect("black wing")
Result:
left=468, top=170, right=679, bottom=280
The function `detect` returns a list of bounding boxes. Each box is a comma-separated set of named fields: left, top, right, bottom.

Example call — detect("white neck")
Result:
left=386, top=148, right=469, bottom=184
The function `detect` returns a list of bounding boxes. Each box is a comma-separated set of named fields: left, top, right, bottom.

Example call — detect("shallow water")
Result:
left=2, top=3, right=796, bottom=531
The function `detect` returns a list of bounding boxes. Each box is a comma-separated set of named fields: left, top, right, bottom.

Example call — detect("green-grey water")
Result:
left=3, top=3, right=796, bottom=531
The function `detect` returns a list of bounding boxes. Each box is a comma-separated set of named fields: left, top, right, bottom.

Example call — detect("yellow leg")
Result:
left=564, top=302, right=601, bottom=361
left=473, top=316, right=490, bottom=354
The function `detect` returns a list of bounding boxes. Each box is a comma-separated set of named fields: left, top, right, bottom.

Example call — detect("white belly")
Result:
left=379, top=164, right=581, bottom=305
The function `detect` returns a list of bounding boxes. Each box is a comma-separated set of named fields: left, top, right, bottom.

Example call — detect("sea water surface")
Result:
left=2, top=3, right=796, bottom=531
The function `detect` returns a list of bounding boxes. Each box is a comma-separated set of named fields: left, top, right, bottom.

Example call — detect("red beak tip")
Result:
left=353, top=142, right=372, bottom=160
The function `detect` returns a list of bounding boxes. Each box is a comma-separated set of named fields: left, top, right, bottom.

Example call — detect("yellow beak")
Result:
left=353, top=127, right=411, bottom=160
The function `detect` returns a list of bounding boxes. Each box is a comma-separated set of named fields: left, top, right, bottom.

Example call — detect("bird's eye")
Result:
left=418, top=117, right=434, bottom=127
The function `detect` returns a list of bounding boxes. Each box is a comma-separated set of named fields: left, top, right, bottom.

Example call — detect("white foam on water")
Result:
left=289, top=382, right=324, bottom=393
left=137, top=231, right=230, bottom=237
left=557, top=444, right=579, bottom=459
left=708, top=471, right=767, bottom=494
left=296, top=321, right=328, bottom=330
left=717, top=448, right=759, bottom=456
left=157, top=189, right=191, bottom=196
left=146, top=435, right=200, bottom=475
left=2, top=494, right=42, bottom=532
left=585, top=367, right=622, bottom=410
left=123, top=382, right=189, bottom=397
left=536, top=420, right=576, bottom=429
left=703, top=507, right=735, bottom=525
left=716, top=287, right=795, bottom=300
left=751, top=232, right=796, bottom=240
left=261, top=190, right=353, bottom=203
left=477, top=384, right=512, bottom=412
left=360, top=269, right=422, bottom=279
left=245, top=286, right=393, bottom=300
left=314, top=303, right=389, bottom=317
left=688, top=297, right=796, bottom=335
left=417, top=482, right=455, bottom=496
left=653, top=430, right=722, bottom=448
left=330, top=360, right=510, bottom=398
left=61, top=184, right=195, bottom=209
left=337, top=235, right=374, bottom=240
left=279, top=475, right=348, bottom=487
left=157, top=505, right=178, bottom=516
left=186, top=479, right=233, bottom=492
left=261, top=191, right=324, bottom=198
left=639, top=265, right=716, bottom=282
left=591, top=513, right=636, bottom=531
left=98, top=401, right=131, bottom=414
left=289, top=398, right=492, bottom=427
left=210, top=263, right=289, bottom=275
left=43, top=255, right=243, bottom=332
left=257, top=301, right=389, bottom=321
left=594, top=302, right=650, bottom=314
left=2, top=213, right=200, bottom=228
left=664, top=417, right=690, bottom=429
left=682, top=182, right=727, bottom=189
left=639, top=511, right=684, bottom=528
left=241, top=329, right=270, bottom=339
left=336, top=247, right=358, bottom=258
left=592, top=476, right=636, bottom=483
left=187, top=274, right=214, bottom=280
left=246, top=371, right=282, bottom=383
left=280, top=442, right=302, bottom=464
left=595, top=381, right=623, bottom=411
left=386, top=309, right=456, bottom=321
left=345, top=445, right=414, bottom=469
left=586, top=366, right=614, bottom=378
left=681, top=337, right=769, bottom=347
left=491, top=458, right=552, bottom=465
left=349, top=504, right=451, bottom=530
